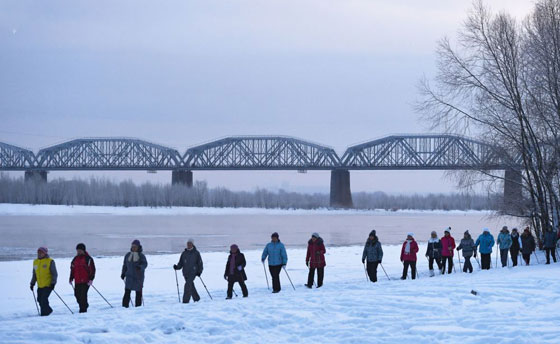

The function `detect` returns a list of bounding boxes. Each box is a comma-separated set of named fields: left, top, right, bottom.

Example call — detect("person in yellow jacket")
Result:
left=30, top=247, right=58, bottom=316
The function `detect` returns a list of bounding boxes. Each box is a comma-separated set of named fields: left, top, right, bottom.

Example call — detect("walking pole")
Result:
left=52, top=289, right=74, bottom=314
left=91, top=284, right=114, bottom=308
left=262, top=262, right=270, bottom=290
left=495, top=247, right=499, bottom=268
left=282, top=266, right=296, bottom=290
left=198, top=276, right=213, bottom=300
left=475, top=255, right=481, bottom=270
left=31, top=289, right=40, bottom=316
left=380, top=263, right=391, bottom=281
left=123, top=279, right=133, bottom=307
left=232, top=288, right=238, bottom=298
left=533, top=251, right=540, bottom=264
left=363, top=262, right=369, bottom=282
left=452, top=257, right=456, bottom=273
left=174, top=269, right=181, bottom=303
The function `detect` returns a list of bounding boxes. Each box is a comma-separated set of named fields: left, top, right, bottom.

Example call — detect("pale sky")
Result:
left=0, top=0, right=534, bottom=194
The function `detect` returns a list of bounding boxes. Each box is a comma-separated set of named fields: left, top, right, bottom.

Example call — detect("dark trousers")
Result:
left=366, top=261, right=379, bottom=282
left=37, top=287, right=53, bottom=316
left=269, top=265, right=282, bottom=292
left=441, top=256, right=453, bottom=274
left=183, top=275, right=200, bottom=303
left=307, top=267, right=324, bottom=287
left=510, top=248, right=519, bottom=266
left=500, top=249, right=509, bottom=267
left=402, top=261, right=416, bottom=279
left=122, top=288, right=142, bottom=307
left=522, top=253, right=531, bottom=265
left=428, top=256, right=441, bottom=271
left=481, top=253, right=491, bottom=270
left=545, top=247, right=557, bottom=264
left=227, top=275, right=248, bottom=298
left=463, top=256, right=473, bottom=273
left=74, top=283, right=90, bottom=313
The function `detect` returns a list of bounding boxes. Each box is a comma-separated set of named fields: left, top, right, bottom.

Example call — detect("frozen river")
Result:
left=0, top=205, right=516, bottom=261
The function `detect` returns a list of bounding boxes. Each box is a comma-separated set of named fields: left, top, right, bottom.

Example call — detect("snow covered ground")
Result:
left=1, top=244, right=559, bottom=343
left=0, top=203, right=492, bottom=216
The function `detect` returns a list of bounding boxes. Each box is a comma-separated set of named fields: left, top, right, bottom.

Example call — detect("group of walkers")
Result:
left=30, top=226, right=559, bottom=316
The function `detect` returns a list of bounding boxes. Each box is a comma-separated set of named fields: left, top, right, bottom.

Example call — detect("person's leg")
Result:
left=481, top=254, right=489, bottom=270
left=76, top=284, right=88, bottom=313
left=500, top=249, right=507, bottom=267
left=436, top=258, right=442, bottom=272
left=411, top=261, right=417, bottom=280
left=317, top=267, right=324, bottom=287
left=466, top=257, right=473, bottom=273
left=366, top=262, right=375, bottom=282
left=552, top=247, right=557, bottom=263
left=192, top=280, right=200, bottom=302
left=428, top=257, right=434, bottom=270
left=135, top=289, right=143, bottom=307
left=269, top=265, right=282, bottom=292
left=545, top=248, right=551, bottom=264
left=238, top=278, right=249, bottom=297
left=371, top=262, right=378, bottom=282
left=122, top=288, right=131, bottom=308
left=183, top=276, right=193, bottom=303
left=510, top=249, right=518, bottom=266
left=401, top=261, right=409, bottom=279
left=37, top=287, right=52, bottom=316
left=306, top=267, right=315, bottom=287
left=227, top=277, right=234, bottom=298
left=522, top=253, right=530, bottom=265
left=448, top=257, right=453, bottom=274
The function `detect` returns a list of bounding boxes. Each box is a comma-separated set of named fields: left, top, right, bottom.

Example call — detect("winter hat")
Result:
left=407, top=232, right=414, bottom=237
left=512, top=227, right=518, bottom=232
left=187, top=238, right=195, bottom=244
left=37, top=247, right=48, bottom=254
left=502, top=226, right=508, bottom=232
left=76, top=243, right=86, bottom=251
left=444, top=227, right=451, bottom=233
left=431, top=231, right=437, bottom=236
left=483, top=228, right=490, bottom=233
left=369, top=230, right=376, bottom=237
left=464, top=230, right=470, bottom=235
left=230, top=244, right=238, bottom=251
left=271, top=232, right=279, bottom=238
left=131, top=239, right=141, bottom=246
left=312, top=232, right=320, bottom=238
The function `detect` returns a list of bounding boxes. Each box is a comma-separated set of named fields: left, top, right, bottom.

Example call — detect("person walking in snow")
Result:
left=362, top=230, right=383, bottom=282
left=497, top=226, right=512, bottom=267
left=174, top=239, right=203, bottom=303
left=262, top=232, right=288, bottom=293
left=69, top=243, right=96, bottom=313
left=510, top=228, right=522, bottom=267
left=456, top=231, right=476, bottom=273
left=30, top=247, right=58, bottom=316
left=224, top=244, right=248, bottom=299
left=121, top=239, right=148, bottom=307
left=440, top=228, right=456, bottom=274
left=306, top=232, right=326, bottom=288
left=425, top=231, right=442, bottom=277
left=543, top=229, right=558, bottom=264
left=521, top=227, right=536, bottom=265
left=475, top=228, right=495, bottom=270
left=400, top=233, right=418, bottom=280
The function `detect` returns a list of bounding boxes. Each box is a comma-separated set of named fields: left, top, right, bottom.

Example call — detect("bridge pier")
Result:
left=172, top=170, right=193, bottom=187
left=504, top=169, right=522, bottom=208
left=24, top=170, right=47, bottom=183
left=330, top=169, right=353, bottom=208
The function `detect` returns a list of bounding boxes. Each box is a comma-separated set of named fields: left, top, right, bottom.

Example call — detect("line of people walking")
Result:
left=29, top=226, right=558, bottom=316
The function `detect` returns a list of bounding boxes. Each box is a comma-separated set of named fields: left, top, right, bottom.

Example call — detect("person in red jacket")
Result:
left=305, top=233, right=326, bottom=288
left=69, top=243, right=96, bottom=313
left=400, top=233, right=419, bottom=280
left=440, top=227, right=456, bottom=274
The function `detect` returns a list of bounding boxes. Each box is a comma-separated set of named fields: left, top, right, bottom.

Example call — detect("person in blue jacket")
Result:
left=497, top=226, right=512, bottom=267
left=262, top=232, right=288, bottom=293
left=475, top=228, right=495, bottom=270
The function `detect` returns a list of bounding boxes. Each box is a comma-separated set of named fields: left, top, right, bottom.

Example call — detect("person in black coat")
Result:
left=510, top=228, right=521, bottom=266
left=224, top=244, right=248, bottom=299
left=520, top=227, right=536, bottom=265
left=425, top=231, right=442, bottom=276
left=173, top=239, right=203, bottom=303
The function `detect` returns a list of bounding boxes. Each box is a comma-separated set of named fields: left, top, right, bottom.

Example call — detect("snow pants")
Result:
left=545, top=247, right=557, bottom=264
left=183, top=275, right=200, bottom=303
left=123, top=288, right=142, bottom=307
left=226, top=275, right=248, bottom=298
left=366, top=261, right=379, bottom=282
left=463, top=256, right=473, bottom=273
left=401, top=261, right=416, bottom=279
left=481, top=253, right=491, bottom=270
left=74, top=283, right=89, bottom=313
left=428, top=256, right=441, bottom=271
left=269, top=265, right=282, bottom=292
left=441, top=256, right=453, bottom=274
left=500, top=249, right=509, bottom=267
left=510, top=248, right=519, bottom=266
left=37, top=287, right=53, bottom=316
left=522, top=253, right=531, bottom=265
left=307, top=267, right=324, bottom=287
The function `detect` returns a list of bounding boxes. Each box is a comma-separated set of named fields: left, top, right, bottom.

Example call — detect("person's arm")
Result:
left=362, top=244, right=368, bottom=262
left=378, top=243, right=383, bottom=262
left=261, top=245, right=269, bottom=262
left=306, top=245, right=311, bottom=265
left=89, top=257, right=96, bottom=281
left=30, top=266, right=37, bottom=287
left=175, top=252, right=184, bottom=270
left=121, top=255, right=128, bottom=279
left=50, top=260, right=58, bottom=286
left=69, top=258, right=75, bottom=283
left=240, top=253, right=246, bottom=269
left=413, top=241, right=419, bottom=254
left=281, top=244, right=288, bottom=266
left=197, top=253, right=203, bottom=276
left=139, top=253, right=148, bottom=271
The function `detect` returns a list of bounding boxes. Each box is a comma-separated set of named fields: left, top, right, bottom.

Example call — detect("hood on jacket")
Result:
left=308, top=237, right=324, bottom=245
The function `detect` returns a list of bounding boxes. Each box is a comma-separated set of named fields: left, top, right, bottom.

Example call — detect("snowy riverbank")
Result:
left=0, top=203, right=493, bottom=216
left=1, top=245, right=558, bottom=343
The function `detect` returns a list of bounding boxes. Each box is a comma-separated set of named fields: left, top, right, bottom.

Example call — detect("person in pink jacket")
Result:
left=400, top=233, right=419, bottom=280
left=440, top=227, right=456, bottom=274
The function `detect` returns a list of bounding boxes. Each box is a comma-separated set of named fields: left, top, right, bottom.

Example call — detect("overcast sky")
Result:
left=0, top=0, right=534, bottom=194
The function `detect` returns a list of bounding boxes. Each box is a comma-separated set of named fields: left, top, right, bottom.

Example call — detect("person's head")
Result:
left=444, top=228, right=451, bottom=237
left=523, top=227, right=530, bottom=234
left=512, top=228, right=518, bottom=234
left=131, top=239, right=140, bottom=252
left=483, top=228, right=490, bottom=235
left=406, top=232, right=414, bottom=240
left=187, top=239, right=194, bottom=250
left=76, top=243, right=86, bottom=255
left=230, top=244, right=239, bottom=254
left=464, top=230, right=470, bottom=239
left=431, top=231, right=437, bottom=239
left=501, top=226, right=509, bottom=233
left=37, top=247, right=48, bottom=259
left=271, top=232, right=279, bottom=242
left=311, top=232, right=319, bottom=242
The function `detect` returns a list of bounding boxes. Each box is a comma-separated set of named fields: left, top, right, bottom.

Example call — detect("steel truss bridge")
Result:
left=0, top=135, right=521, bottom=207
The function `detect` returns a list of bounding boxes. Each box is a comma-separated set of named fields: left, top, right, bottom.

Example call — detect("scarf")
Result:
left=428, top=238, right=439, bottom=244
left=128, top=251, right=140, bottom=262
left=405, top=240, right=412, bottom=254
left=229, top=253, right=237, bottom=275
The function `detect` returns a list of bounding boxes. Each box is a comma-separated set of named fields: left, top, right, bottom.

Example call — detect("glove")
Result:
left=87, top=280, right=93, bottom=286
left=362, top=258, right=365, bottom=264
left=379, top=260, right=382, bottom=264
left=456, top=248, right=460, bottom=251
left=50, top=284, right=55, bottom=290
left=30, top=284, right=34, bottom=291
left=237, top=265, right=243, bottom=271
left=224, top=275, right=228, bottom=281
left=196, top=273, right=201, bottom=277
left=261, top=259, right=265, bottom=263
left=173, top=264, right=178, bottom=270
left=282, top=264, right=286, bottom=268
left=425, top=254, right=429, bottom=258
left=69, top=279, right=73, bottom=285
left=121, top=274, right=125, bottom=280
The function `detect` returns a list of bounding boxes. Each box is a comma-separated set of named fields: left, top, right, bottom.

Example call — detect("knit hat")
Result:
left=444, top=227, right=451, bottom=233
left=431, top=231, right=437, bottom=236
left=407, top=232, right=414, bottom=237
left=483, top=228, right=490, bottom=233
left=76, top=243, right=86, bottom=251
left=502, top=226, right=508, bottom=231
left=187, top=238, right=194, bottom=244
left=271, top=232, right=279, bottom=238
left=230, top=244, right=238, bottom=251
left=312, top=232, right=320, bottom=238
left=131, top=239, right=141, bottom=246
left=38, top=247, right=48, bottom=254
left=464, top=230, right=470, bottom=235
left=369, top=230, right=376, bottom=237
left=512, top=227, right=518, bottom=232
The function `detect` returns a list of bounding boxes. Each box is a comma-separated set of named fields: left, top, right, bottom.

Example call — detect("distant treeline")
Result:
left=0, top=173, right=497, bottom=211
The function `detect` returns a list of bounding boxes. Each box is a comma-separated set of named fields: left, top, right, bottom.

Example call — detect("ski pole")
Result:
left=123, top=279, right=133, bottom=307
left=282, top=266, right=296, bottom=290
left=174, top=269, right=181, bottom=303
left=91, top=284, right=114, bottom=308
left=533, top=251, right=540, bottom=264
left=475, top=255, right=481, bottom=270
left=52, top=289, right=74, bottom=314
left=495, top=247, right=498, bottom=268
left=452, top=256, right=456, bottom=273
left=262, top=262, right=270, bottom=290
left=457, top=252, right=462, bottom=272
left=198, top=276, right=213, bottom=300
left=232, top=288, right=238, bottom=297
left=31, top=288, right=40, bottom=316
left=363, top=262, right=369, bottom=282
left=380, top=263, right=391, bottom=281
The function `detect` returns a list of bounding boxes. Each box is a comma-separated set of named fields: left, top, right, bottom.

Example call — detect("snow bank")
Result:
left=1, top=244, right=558, bottom=343
left=0, top=203, right=493, bottom=216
